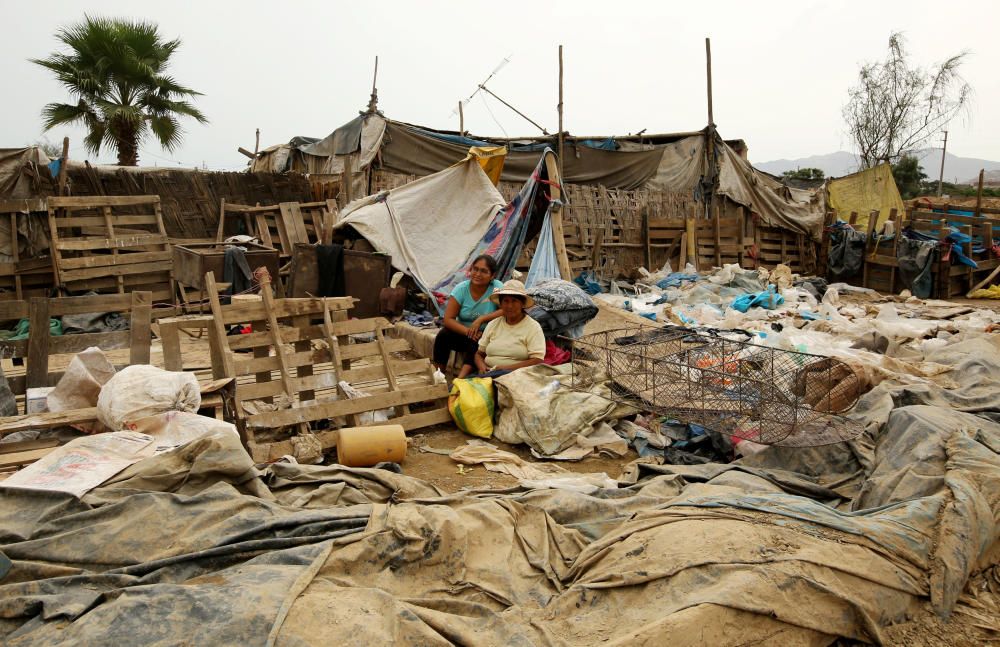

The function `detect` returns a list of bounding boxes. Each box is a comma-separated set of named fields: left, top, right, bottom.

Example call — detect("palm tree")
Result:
left=31, top=16, right=208, bottom=166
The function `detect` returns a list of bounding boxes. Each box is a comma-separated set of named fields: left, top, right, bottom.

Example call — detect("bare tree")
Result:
left=843, top=32, right=971, bottom=169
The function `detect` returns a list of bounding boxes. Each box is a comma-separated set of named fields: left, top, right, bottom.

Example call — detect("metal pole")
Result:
left=458, top=101, right=464, bottom=136
left=558, top=44, right=565, bottom=182
left=479, top=84, right=549, bottom=135
left=937, top=130, right=948, bottom=197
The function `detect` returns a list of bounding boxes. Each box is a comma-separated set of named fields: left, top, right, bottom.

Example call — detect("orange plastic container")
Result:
left=336, top=424, right=406, bottom=467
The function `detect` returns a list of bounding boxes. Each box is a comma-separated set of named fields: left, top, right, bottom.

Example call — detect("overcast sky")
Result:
left=3, top=0, right=998, bottom=171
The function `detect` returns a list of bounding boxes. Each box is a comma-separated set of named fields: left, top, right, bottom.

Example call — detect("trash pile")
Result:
left=1, top=330, right=998, bottom=644
left=2, top=265, right=1000, bottom=644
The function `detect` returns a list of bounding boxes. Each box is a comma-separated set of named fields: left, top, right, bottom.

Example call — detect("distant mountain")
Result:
left=755, top=151, right=859, bottom=178
left=756, top=150, right=1000, bottom=184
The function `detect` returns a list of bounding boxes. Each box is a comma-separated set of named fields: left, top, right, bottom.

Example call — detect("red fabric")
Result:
left=543, top=339, right=571, bottom=365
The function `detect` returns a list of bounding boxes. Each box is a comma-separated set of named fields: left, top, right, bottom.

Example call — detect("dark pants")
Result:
left=433, top=327, right=479, bottom=367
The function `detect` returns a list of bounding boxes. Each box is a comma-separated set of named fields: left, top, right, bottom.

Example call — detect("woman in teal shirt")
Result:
left=433, top=254, right=504, bottom=378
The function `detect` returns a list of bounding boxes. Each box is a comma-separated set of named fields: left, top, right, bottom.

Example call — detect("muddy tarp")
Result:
left=1, top=340, right=999, bottom=645
left=828, top=163, right=905, bottom=231
left=828, top=228, right=868, bottom=280
left=717, top=142, right=827, bottom=240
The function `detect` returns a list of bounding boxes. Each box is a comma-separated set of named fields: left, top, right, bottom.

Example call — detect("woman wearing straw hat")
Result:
left=473, top=279, right=546, bottom=376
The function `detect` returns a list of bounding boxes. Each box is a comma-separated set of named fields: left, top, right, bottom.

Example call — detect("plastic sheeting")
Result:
left=524, top=210, right=559, bottom=289
left=1, top=331, right=999, bottom=645
left=828, top=163, right=905, bottom=231
left=334, top=156, right=506, bottom=297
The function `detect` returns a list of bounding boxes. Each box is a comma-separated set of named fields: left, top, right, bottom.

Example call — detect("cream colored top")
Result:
left=479, top=315, right=546, bottom=369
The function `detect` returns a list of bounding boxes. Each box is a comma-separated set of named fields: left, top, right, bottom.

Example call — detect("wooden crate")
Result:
left=173, top=241, right=280, bottom=291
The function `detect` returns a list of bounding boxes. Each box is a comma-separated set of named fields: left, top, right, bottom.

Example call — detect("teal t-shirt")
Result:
left=450, top=279, right=502, bottom=327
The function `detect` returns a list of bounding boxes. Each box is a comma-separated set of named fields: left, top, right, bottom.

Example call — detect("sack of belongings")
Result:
left=97, top=365, right=201, bottom=431
left=448, top=377, right=495, bottom=438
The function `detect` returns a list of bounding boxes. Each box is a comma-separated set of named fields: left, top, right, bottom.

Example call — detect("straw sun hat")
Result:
left=489, top=279, right=535, bottom=308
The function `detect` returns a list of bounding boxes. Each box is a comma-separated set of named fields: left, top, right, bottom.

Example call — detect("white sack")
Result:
left=97, top=365, right=201, bottom=431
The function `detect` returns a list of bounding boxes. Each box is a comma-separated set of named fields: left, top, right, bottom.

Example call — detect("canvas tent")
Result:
left=254, top=113, right=829, bottom=240
left=334, top=148, right=566, bottom=306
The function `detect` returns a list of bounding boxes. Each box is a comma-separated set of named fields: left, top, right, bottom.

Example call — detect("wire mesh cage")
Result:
left=569, top=327, right=863, bottom=447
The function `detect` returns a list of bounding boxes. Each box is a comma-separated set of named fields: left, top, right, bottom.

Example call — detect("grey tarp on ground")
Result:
left=1, top=340, right=998, bottom=645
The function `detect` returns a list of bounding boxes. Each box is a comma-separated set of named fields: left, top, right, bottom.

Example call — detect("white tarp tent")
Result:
left=334, top=157, right=505, bottom=292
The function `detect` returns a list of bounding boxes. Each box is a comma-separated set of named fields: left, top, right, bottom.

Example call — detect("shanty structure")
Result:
left=252, top=112, right=828, bottom=243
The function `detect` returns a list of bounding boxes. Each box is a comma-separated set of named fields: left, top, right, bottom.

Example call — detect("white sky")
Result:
left=2, top=0, right=997, bottom=170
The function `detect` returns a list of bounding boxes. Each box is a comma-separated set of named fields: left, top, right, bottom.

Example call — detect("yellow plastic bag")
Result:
left=448, top=377, right=495, bottom=438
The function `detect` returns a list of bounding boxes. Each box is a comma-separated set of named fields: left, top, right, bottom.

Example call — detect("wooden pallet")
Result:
left=217, top=200, right=336, bottom=257
left=204, top=273, right=450, bottom=460
left=753, top=222, right=815, bottom=274
left=694, top=207, right=748, bottom=271
left=47, top=196, right=174, bottom=303
left=0, top=200, right=52, bottom=301
left=0, top=292, right=152, bottom=399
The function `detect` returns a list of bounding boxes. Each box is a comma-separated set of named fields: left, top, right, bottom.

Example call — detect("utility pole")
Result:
left=937, top=130, right=948, bottom=197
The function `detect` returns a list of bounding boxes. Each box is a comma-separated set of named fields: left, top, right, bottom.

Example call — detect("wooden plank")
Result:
left=58, top=250, right=171, bottom=271
left=0, top=408, right=99, bottom=437
left=227, top=318, right=386, bottom=351
left=25, top=298, right=50, bottom=389
left=0, top=437, right=60, bottom=455
left=246, top=383, right=447, bottom=429
left=54, top=215, right=160, bottom=228
left=129, top=291, right=152, bottom=365
left=49, top=195, right=159, bottom=208
left=60, top=260, right=173, bottom=283
left=48, top=331, right=131, bottom=355
left=213, top=296, right=355, bottom=325
left=238, top=371, right=340, bottom=401
left=56, top=234, right=169, bottom=251
left=0, top=447, right=56, bottom=468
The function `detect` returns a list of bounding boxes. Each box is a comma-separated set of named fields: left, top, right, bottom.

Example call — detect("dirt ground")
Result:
left=402, top=424, right=639, bottom=494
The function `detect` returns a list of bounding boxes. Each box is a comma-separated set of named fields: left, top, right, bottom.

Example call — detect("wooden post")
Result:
left=340, top=154, right=354, bottom=208
left=685, top=204, right=697, bottom=270
left=705, top=38, right=714, bottom=127
left=56, top=137, right=69, bottom=196
left=254, top=128, right=260, bottom=155
left=712, top=205, right=721, bottom=268
left=26, top=298, right=51, bottom=389
left=642, top=209, right=651, bottom=270
left=459, top=101, right=465, bottom=136
left=558, top=45, right=565, bottom=184
left=975, top=169, right=985, bottom=218
left=544, top=156, right=572, bottom=280
left=704, top=38, right=717, bottom=220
